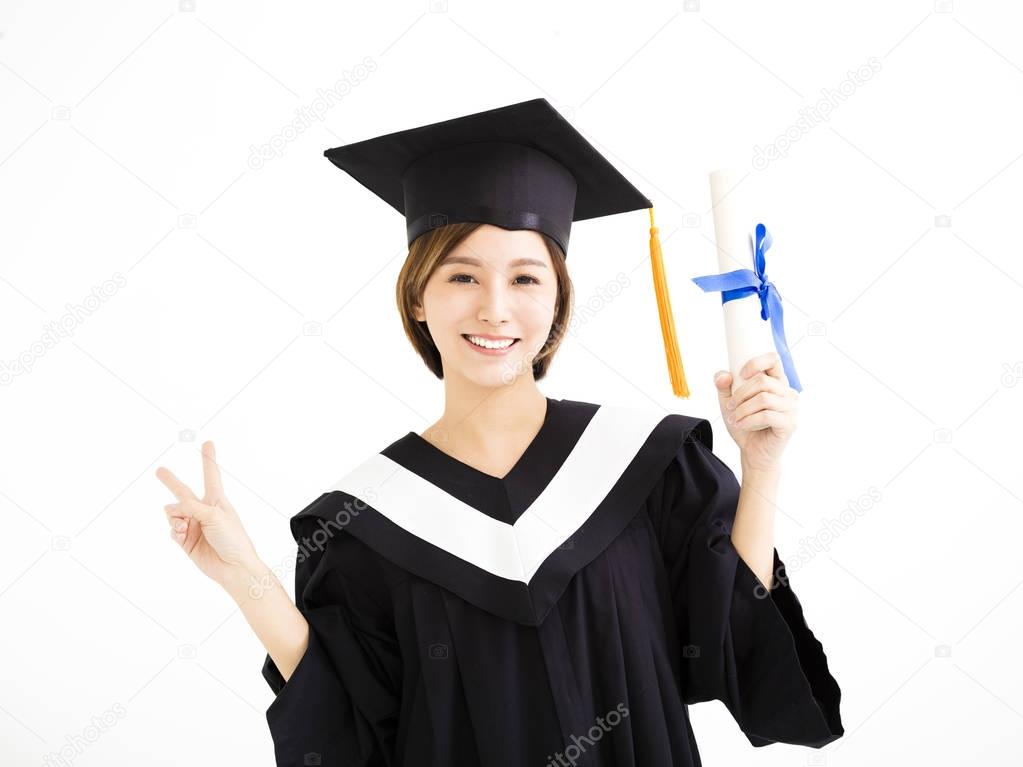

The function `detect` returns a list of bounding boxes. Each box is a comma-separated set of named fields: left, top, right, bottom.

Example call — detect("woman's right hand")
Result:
left=156, top=441, right=261, bottom=590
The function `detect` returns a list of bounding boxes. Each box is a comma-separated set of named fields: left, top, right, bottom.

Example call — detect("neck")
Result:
left=425, top=376, right=548, bottom=459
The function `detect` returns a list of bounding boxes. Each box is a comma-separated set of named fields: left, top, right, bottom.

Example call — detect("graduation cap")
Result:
left=323, top=97, right=690, bottom=397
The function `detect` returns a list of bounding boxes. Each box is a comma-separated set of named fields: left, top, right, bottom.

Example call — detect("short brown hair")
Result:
left=396, top=223, right=573, bottom=381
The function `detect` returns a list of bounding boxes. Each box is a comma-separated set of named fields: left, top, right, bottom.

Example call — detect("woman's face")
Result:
left=414, top=224, right=559, bottom=390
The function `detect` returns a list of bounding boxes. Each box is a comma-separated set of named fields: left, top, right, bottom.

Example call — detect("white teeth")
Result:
left=466, top=335, right=515, bottom=349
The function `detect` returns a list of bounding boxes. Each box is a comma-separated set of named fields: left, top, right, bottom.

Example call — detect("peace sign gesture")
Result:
left=156, top=441, right=260, bottom=588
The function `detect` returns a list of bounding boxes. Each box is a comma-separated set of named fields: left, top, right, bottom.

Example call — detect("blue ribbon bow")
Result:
left=691, top=222, right=802, bottom=392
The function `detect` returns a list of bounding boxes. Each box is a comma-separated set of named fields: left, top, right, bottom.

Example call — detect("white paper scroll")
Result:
left=708, top=167, right=777, bottom=428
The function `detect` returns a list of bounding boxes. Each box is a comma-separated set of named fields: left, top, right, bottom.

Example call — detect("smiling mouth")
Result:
left=462, top=334, right=520, bottom=350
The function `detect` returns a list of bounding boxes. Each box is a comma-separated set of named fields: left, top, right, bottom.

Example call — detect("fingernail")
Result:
left=175, top=521, right=186, bottom=532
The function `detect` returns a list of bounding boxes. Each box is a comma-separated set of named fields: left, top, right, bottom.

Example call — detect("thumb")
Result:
left=713, top=370, right=732, bottom=398
left=173, top=498, right=218, bottom=525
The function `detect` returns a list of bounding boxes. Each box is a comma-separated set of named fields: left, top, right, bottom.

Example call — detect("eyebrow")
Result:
left=440, top=254, right=549, bottom=269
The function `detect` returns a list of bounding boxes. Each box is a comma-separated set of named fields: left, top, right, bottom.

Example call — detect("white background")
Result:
left=2, top=0, right=1021, bottom=764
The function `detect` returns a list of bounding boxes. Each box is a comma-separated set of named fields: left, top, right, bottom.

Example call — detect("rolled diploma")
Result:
left=709, top=167, right=776, bottom=429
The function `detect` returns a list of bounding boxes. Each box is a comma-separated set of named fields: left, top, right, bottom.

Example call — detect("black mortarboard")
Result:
left=323, top=98, right=691, bottom=397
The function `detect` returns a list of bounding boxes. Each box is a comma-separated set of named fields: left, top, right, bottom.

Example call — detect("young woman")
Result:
left=157, top=99, right=843, bottom=766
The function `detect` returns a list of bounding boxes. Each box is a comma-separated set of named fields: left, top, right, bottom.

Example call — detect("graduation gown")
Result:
left=261, top=396, right=843, bottom=766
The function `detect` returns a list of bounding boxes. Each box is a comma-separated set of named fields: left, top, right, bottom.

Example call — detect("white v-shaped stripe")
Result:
left=326, top=404, right=668, bottom=583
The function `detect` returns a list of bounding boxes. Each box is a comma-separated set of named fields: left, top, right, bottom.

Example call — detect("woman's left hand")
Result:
left=714, top=352, right=799, bottom=473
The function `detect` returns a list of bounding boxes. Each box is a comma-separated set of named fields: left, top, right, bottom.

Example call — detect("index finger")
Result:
left=202, top=441, right=224, bottom=501
left=740, top=352, right=782, bottom=380
left=764, top=352, right=786, bottom=382
left=155, top=466, right=199, bottom=502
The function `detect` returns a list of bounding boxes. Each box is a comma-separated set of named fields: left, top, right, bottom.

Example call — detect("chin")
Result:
left=460, top=367, right=520, bottom=390
left=450, top=356, right=529, bottom=390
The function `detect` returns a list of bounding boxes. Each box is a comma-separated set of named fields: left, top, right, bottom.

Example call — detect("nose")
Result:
left=477, top=275, right=512, bottom=326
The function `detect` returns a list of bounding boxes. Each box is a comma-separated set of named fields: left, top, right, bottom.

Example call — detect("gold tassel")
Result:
left=649, top=206, right=690, bottom=398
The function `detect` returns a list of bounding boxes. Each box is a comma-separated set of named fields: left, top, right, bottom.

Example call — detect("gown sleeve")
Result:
left=648, top=427, right=844, bottom=749
left=261, top=520, right=402, bottom=767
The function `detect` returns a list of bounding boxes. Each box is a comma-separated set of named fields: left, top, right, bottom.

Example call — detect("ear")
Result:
left=413, top=303, right=425, bottom=322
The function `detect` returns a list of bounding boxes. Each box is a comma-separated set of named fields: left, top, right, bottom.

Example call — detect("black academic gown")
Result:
left=261, top=397, right=843, bottom=766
